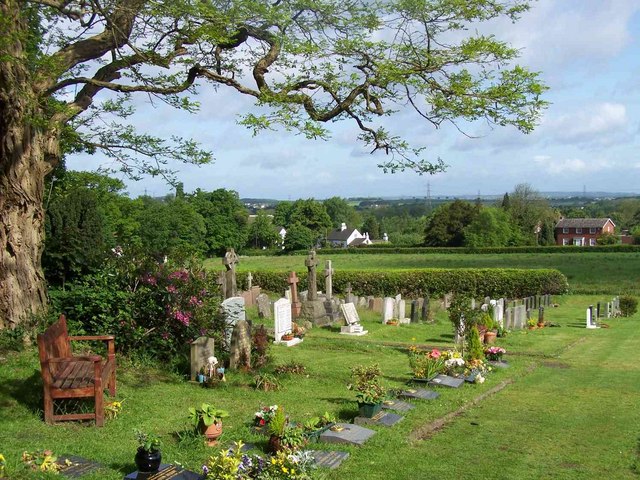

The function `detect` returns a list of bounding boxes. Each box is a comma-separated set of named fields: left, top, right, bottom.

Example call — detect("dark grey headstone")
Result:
left=428, top=374, right=465, bottom=388
left=353, top=411, right=403, bottom=427
left=319, top=423, right=376, bottom=446
left=57, top=455, right=102, bottom=478
left=398, top=388, right=439, bottom=400
left=124, top=464, right=204, bottom=479
left=310, top=450, right=350, bottom=470
left=382, top=399, right=415, bottom=412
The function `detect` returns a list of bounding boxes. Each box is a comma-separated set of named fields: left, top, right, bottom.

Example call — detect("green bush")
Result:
left=619, top=296, right=638, bottom=317
left=286, top=245, right=640, bottom=255
left=243, top=268, right=568, bottom=298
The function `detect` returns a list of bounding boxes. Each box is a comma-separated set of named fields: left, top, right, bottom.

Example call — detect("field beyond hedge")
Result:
left=207, top=251, right=640, bottom=295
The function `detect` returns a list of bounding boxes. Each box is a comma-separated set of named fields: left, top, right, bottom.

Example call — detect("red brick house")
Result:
left=555, top=218, right=615, bottom=246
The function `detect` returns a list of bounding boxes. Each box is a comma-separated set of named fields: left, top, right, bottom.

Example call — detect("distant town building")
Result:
left=327, top=223, right=373, bottom=247
left=555, top=218, right=615, bottom=246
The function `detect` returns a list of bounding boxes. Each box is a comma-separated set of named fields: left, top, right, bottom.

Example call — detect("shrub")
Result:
left=619, top=296, right=638, bottom=317
left=274, top=362, right=307, bottom=375
left=467, top=326, right=484, bottom=361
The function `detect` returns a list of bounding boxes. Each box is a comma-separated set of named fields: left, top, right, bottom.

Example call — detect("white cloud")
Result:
left=533, top=155, right=614, bottom=174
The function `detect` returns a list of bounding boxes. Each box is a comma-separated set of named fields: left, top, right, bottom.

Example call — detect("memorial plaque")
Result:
left=428, top=374, right=465, bottom=388
left=319, top=423, right=376, bottom=446
left=124, top=464, right=204, bottom=480
left=353, top=411, right=403, bottom=427
left=382, top=399, right=415, bottom=412
left=57, top=455, right=102, bottom=478
left=310, top=451, right=350, bottom=470
left=397, top=388, right=440, bottom=400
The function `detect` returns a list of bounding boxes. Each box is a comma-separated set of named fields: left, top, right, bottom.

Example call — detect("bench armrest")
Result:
left=69, top=335, right=114, bottom=341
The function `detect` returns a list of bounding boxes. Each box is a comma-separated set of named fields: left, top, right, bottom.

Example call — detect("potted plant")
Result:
left=266, top=406, right=287, bottom=453
left=134, top=429, right=162, bottom=473
left=484, top=346, right=506, bottom=362
left=348, top=364, right=386, bottom=418
left=409, top=346, right=445, bottom=381
left=189, top=404, right=229, bottom=446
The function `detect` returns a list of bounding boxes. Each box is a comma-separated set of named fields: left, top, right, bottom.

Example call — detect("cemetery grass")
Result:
left=0, top=296, right=639, bottom=479
left=213, top=251, right=640, bottom=295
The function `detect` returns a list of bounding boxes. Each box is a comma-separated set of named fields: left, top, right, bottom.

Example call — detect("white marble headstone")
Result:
left=274, top=298, right=293, bottom=342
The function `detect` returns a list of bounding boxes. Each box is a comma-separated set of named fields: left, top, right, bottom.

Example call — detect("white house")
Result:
left=327, top=223, right=373, bottom=247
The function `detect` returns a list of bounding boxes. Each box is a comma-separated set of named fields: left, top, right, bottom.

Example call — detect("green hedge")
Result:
left=238, top=268, right=568, bottom=298
left=284, top=245, right=640, bottom=255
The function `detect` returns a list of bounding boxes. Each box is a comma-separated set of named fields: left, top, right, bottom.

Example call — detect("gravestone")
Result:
left=256, top=293, right=271, bottom=319
left=125, top=464, right=203, bottom=480
left=586, top=305, right=599, bottom=329
left=397, top=297, right=409, bottom=324
left=494, top=298, right=504, bottom=328
left=428, top=374, right=464, bottom=388
left=324, top=260, right=339, bottom=322
left=319, top=423, right=376, bottom=446
left=605, top=302, right=611, bottom=318
left=310, top=450, right=350, bottom=470
left=514, top=304, right=526, bottom=329
left=394, top=294, right=402, bottom=319
left=240, top=290, right=253, bottom=307
left=216, top=271, right=226, bottom=300
left=382, top=297, right=395, bottom=323
left=421, top=296, right=429, bottom=322
left=382, top=399, right=415, bottom=412
left=288, top=271, right=302, bottom=318
left=247, top=272, right=253, bottom=290
left=538, top=306, right=544, bottom=324
left=443, top=293, right=453, bottom=308
left=222, top=248, right=239, bottom=299
left=274, top=298, right=302, bottom=345
left=398, top=388, right=439, bottom=400
left=372, top=297, right=383, bottom=313
left=57, top=455, right=102, bottom=478
left=504, top=307, right=513, bottom=329
left=220, top=296, right=245, bottom=348
left=229, top=320, right=251, bottom=370
left=358, top=296, right=368, bottom=308
left=410, top=300, right=418, bottom=323
left=305, top=250, right=319, bottom=300
left=354, top=411, right=403, bottom=427
left=345, top=283, right=357, bottom=305
left=340, top=303, right=368, bottom=336
left=190, top=336, right=215, bottom=381
left=250, top=285, right=261, bottom=305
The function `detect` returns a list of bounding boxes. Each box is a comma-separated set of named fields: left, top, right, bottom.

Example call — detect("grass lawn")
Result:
left=205, top=252, right=640, bottom=295
left=1, top=295, right=639, bottom=479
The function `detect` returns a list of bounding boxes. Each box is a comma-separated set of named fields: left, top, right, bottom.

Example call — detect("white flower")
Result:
left=207, top=356, right=218, bottom=365
left=475, top=374, right=485, bottom=384
left=445, top=358, right=465, bottom=367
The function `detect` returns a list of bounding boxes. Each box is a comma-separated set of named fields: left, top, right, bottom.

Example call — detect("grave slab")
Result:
left=124, top=463, right=204, bottom=480
left=488, top=360, right=509, bottom=369
left=382, top=399, right=415, bottom=412
left=353, top=411, right=404, bottom=427
left=464, top=371, right=480, bottom=383
left=274, top=337, right=303, bottom=347
left=428, top=374, right=465, bottom=388
left=57, top=455, right=102, bottom=478
left=319, top=423, right=376, bottom=446
left=397, top=388, right=439, bottom=401
left=310, top=450, right=350, bottom=470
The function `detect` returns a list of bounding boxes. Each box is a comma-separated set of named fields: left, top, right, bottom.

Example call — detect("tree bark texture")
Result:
left=0, top=2, right=54, bottom=327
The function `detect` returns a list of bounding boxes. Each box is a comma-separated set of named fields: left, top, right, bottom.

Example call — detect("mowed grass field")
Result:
left=204, top=252, right=640, bottom=295
left=1, top=296, right=639, bottom=479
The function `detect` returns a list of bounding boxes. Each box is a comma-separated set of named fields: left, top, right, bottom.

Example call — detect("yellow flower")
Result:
left=282, top=466, right=288, bottom=473
left=271, top=458, right=277, bottom=465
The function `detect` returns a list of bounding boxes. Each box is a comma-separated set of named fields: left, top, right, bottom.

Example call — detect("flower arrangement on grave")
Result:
left=204, top=441, right=316, bottom=479
left=348, top=364, right=386, bottom=405
left=21, top=450, right=62, bottom=474
left=408, top=346, right=445, bottom=380
left=133, top=429, right=162, bottom=473
left=484, top=346, right=506, bottom=362
left=254, top=405, right=279, bottom=427
left=104, top=399, right=124, bottom=419
left=280, top=331, right=295, bottom=341
left=266, top=407, right=307, bottom=453
left=441, top=350, right=466, bottom=377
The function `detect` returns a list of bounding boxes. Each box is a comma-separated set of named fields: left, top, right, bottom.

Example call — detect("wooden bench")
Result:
left=37, top=315, right=116, bottom=426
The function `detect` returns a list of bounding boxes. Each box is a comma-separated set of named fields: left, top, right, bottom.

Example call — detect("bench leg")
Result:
left=43, top=388, right=54, bottom=424
left=94, top=378, right=104, bottom=427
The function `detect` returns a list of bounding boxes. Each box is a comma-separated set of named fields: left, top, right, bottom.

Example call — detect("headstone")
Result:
left=382, top=400, right=415, bottom=412
left=274, top=298, right=302, bottom=345
left=240, top=290, right=253, bottom=307
left=394, top=294, right=402, bottom=319
left=288, top=271, right=301, bottom=318
left=410, top=300, right=418, bottom=323
left=305, top=250, right=319, bottom=300
left=319, top=423, right=376, bottom=446
left=538, top=306, right=544, bottom=324
left=190, top=336, right=215, bottom=381
left=421, top=296, right=429, bottom=322
left=504, top=307, right=513, bottom=330
left=220, top=296, right=245, bottom=348
left=354, top=411, right=403, bottom=427
left=340, top=303, right=368, bottom=336
left=586, top=305, right=599, bottom=329
left=222, top=248, right=239, bottom=299
left=382, top=297, right=395, bottom=323
left=397, top=388, right=439, bottom=401
left=216, top=271, right=226, bottom=300
left=605, top=302, right=611, bottom=318
left=125, top=464, right=202, bottom=480
left=514, top=305, right=526, bottom=329
left=323, top=260, right=339, bottom=322
left=443, top=293, right=453, bottom=308
left=250, top=286, right=261, bottom=305
left=358, top=296, right=368, bottom=308
left=57, top=455, right=102, bottom=478
left=428, top=374, right=465, bottom=388
left=454, top=314, right=465, bottom=344
left=494, top=298, right=504, bottom=328
left=372, top=297, right=383, bottom=313
left=247, top=272, right=253, bottom=290
left=256, top=293, right=271, bottom=319
left=345, top=283, right=357, bottom=305
left=310, top=451, right=350, bottom=470
left=484, top=296, right=491, bottom=305
left=596, top=302, right=601, bottom=319
left=229, top=320, right=251, bottom=370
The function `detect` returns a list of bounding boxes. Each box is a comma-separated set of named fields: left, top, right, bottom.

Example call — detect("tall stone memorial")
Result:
left=301, top=250, right=329, bottom=325
left=274, top=298, right=303, bottom=346
left=222, top=248, right=239, bottom=299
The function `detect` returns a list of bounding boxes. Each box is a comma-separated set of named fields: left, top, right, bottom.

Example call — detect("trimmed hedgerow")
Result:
left=286, top=245, right=640, bottom=255
left=619, top=295, right=638, bottom=317
left=239, top=268, right=568, bottom=298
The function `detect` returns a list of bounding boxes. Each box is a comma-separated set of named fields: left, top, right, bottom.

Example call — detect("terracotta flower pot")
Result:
left=204, top=421, right=223, bottom=446
left=484, top=331, right=497, bottom=344
left=267, top=434, right=282, bottom=454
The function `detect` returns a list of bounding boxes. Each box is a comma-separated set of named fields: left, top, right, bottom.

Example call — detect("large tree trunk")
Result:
left=0, top=2, right=55, bottom=328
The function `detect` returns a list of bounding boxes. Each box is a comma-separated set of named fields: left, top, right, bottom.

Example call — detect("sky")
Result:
left=67, top=0, right=640, bottom=200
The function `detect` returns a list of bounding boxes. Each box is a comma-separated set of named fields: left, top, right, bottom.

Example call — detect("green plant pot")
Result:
left=358, top=402, right=383, bottom=418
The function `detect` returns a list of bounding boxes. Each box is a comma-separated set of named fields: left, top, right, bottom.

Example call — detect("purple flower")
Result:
left=167, top=284, right=177, bottom=293
left=174, top=310, right=192, bottom=326
left=201, top=465, right=209, bottom=475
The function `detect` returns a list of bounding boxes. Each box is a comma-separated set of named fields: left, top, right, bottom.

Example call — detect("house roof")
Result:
left=350, top=237, right=368, bottom=246
left=555, top=218, right=614, bottom=229
left=327, top=227, right=357, bottom=241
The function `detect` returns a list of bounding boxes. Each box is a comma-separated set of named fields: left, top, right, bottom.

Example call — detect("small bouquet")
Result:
left=254, top=405, right=279, bottom=427
left=409, top=346, right=444, bottom=380
left=441, top=350, right=466, bottom=376
left=484, top=346, right=506, bottom=362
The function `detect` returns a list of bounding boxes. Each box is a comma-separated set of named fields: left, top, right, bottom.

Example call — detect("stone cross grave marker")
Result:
left=247, top=272, right=253, bottom=290
left=288, top=271, right=301, bottom=318
left=324, top=260, right=334, bottom=300
left=305, top=250, right=319, bottom=300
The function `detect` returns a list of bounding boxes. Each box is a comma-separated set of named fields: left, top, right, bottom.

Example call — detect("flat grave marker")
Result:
left=382, top=399, right=415, bottom=412
left=398, top=388, right=440, bottom=401
left=124, top=464, right=204, bottom=480
left=319, top=423, right=376, bottom=446
left=353, top=411, right=404, bottom=427
left=310, top=450, right=350, bottom=470
left=428, top=374, right=465, bottom=388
